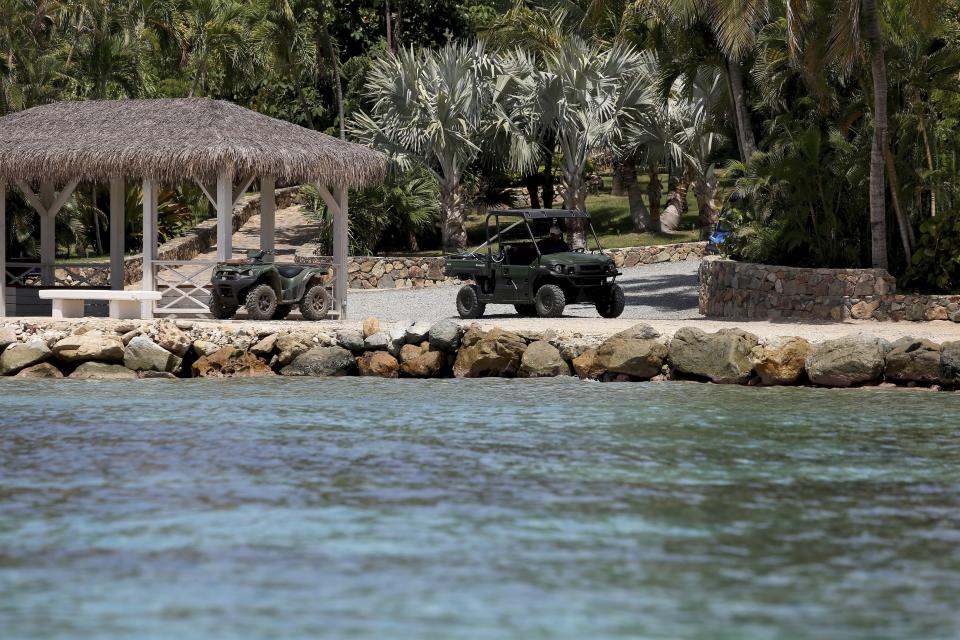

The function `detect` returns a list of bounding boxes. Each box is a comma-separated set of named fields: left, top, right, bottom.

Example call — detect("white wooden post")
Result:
left=260, top=176, right=275, bottom=261
left=39, top=181, right=55, bottom=285
left=109, top=178, right=125, bottom=290
left=216, top=170, right=234, bottom=261
left=0, top=180, right=5, bottom=318
left=142, top=179, right=158, bottom=308
left=334, top=187, right=349, bottom=320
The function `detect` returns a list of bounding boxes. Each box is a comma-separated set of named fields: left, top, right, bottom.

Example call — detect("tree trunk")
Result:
left=694, top=166, right=719, bottom=240
left=661, top=169, right=686, bottom=233
left=622, top=158, right=650, bottom=232
left=542, top=131, right=556, bottom=208
left=91, top=186, right=103, bottom=255
left=726, top=58, right=756, bottom=162
left=385, top=0, right=393, bottom=52
left=647, top=167, right=662, bottom=230
left=863, top=0, right=888, bottom=270
left=440, top=181, right=467, bottom=253
left=318, top=20, right=345, bottom=140
left=524, top=174, right=541, bottom=209
left=611, top=161, right=626, bottom=196
left=407, top=229, right=419, bottom=252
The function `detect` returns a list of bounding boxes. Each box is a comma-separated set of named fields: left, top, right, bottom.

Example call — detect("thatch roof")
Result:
left=0, top=98, right=386, bottom=187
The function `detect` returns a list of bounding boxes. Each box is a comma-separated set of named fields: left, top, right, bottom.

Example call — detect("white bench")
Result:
left=39, top=289, right=163, bottom=320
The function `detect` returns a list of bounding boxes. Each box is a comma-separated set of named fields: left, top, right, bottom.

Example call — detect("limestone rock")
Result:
left=0, top=326, right=17, bottom=350
left=280, top=346, right=355, bottom=377
left=519, top=341, right=571, bottom=378
left=400, top=350, right=445, bottom=377
left=572, top=348, right=604, bottom=380
left=805, top=336, right=887, bottom=387
left=275, top=331, right=315, bottom=366
left=405, top=321, right=432, bottom=344
left=138, top=371, right=178, bottom=379
left=250, top=333, right=278, bottom=357
left=749, top=337, right=812, bottom=385
left=123, top=336, right=181, bottom=373
left=669, top=327, right=758, bottom=384
left=940, top=341, right=960, bottom=385
left=362, top=316, right=380, bottom=338
left=399, top=342, right=428, bottom=363
left=595, top=338, right=668, bottom=380
left=51, top=334, right=124, bottom=364
left=556, top=337, right=601, bottom=361
left=429, top=320, right=461, bottom=352
left=453, top=329, right=526, bottom=378
left=0, top=340, right=51, bottom=375
left=884, top=338, right=941, bottom=384
left=192, top=340, right=221, bottom=358
left=364, top=331, right=390, bottom=351
left=15, top=362, right=63, bottom=378
left=337, top=329, right=365, bottom=352
left=387, top=323, right=410, bottom=357
left=69, top=362, right=138, bottom=380
left=155, top=320, right=192, bottom=357
left=192, top=347, right=274, bottom=378
left=609, top=323, right=660, bottom=341
left=357, top=351, right=400, bottom=378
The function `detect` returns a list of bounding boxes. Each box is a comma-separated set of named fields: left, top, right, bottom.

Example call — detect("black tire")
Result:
left=535, top=284, right=566, bottom=318
left=244, top=283, right=277, bottom=321
left=273, top=305, right=293, bottom=320
left=208, top=294, right=237, bottom=319
left=514, top=304, right=537, bottom=317
left=596, top=283, right=626, bottom=318
left=300, top=284, right=331, bottom=321
left=456, top=284, right=486, bottom=319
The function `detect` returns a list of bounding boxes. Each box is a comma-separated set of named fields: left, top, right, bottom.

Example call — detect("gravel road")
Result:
left=347, top=260, right=701, bottom=323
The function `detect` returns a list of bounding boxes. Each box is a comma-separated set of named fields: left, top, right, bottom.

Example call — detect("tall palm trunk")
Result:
left=660, top=169, right=687, bottom=233
left=440, top=180, right=467, bottom=253
left=542, top=130, right=556, bottom=208
left=726, top=59, right=756, bottom=162
left=863, top=0, right=888, bottom=270
left=622, top=158, right=650, bottom=232
left=694, top=166, right=719, bottom=240
left=647, top=168, right=662, bottom=229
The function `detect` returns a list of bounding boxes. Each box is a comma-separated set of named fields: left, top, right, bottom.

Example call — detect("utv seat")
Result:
left=276, top=264, right=308, bottom=278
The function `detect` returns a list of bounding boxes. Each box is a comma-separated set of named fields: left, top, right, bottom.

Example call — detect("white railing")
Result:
left=153, top=260, right=217, bottom=315
left=4, top=262, right=112, bottom=288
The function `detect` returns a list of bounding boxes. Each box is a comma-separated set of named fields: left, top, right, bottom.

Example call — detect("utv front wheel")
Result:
left=456, top=284, right=486, bottom=319
left=514, top=304, right=537, bottom=317
left=300, top=284, right=331, bottom=321
left=244, top=284, right=277, bottom=320
left=596, top=284, right=625, bottom=318
left=535, top=284, right=566, bottom=318
left=209, top=294, right=238, bottom=319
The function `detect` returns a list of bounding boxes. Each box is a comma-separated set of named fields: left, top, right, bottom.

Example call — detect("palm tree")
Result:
left=181, top=0, right=251, bottom=97
left=252, top=0, right=317, bottom=128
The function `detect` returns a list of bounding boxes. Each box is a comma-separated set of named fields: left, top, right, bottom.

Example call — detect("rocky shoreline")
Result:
left=0, top=318, right=958, bottom=390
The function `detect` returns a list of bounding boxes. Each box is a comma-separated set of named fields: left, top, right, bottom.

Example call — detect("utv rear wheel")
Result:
left=456, top=284, right=486, bottom=319
left=273, top=305, right=293, bottom=320
left=596, top=284, right=625, bottom=318
left=300, top=284, right=331, bottom=321
left=244, top=284, right=277, bottom=320
left=535, top=284, right=566, bottom=318
left=209, top=294, right=237, bottom=319
left=514, top=304, right=537, bottom=317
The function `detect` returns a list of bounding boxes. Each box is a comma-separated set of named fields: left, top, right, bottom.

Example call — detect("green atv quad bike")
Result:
left=209, top=250, right=331, bottom=321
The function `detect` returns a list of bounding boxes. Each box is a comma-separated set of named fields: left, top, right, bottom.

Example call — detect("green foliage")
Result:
left=904, top=214, right=960, bottom=292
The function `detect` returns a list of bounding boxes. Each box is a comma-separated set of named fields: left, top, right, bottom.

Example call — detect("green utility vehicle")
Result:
left=444, top=209, right=625, bottom=319
left=209, top=250, right=331, bottom=321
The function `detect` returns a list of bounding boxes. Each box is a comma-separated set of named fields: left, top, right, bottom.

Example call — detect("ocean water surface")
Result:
left=1, top=378, right=959, bottom=639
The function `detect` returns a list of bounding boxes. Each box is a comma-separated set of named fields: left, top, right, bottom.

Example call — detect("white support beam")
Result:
left=109, top=178, right=125, bottom=290
left=233, top=175, right=256, bottom=206
left=0, top=180, right=5, bottom=318
left=334, top=187, right=349, bottom=321
left=195, top=180, right=217, bottom=208
left=39, top=182, right=55, bottom=286
left=142, top=180, right=158, bottom=315
left=260, top=176, right=276, bottom=261
left=314, top=184, right=341, bottom=216
left=216, top=170, right=234, bottom=261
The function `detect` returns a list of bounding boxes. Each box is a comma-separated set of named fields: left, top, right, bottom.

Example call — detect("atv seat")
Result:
left=276, top=264, right=307, bottom=278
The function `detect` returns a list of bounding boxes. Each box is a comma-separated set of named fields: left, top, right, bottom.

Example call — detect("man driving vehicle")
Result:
left=537, top=225, right=570, bottom=255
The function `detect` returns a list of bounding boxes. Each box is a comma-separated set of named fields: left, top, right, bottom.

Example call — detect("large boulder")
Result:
left=594, top=337, right=667, bottom=380
left=357, top=351, right=400, bottom=378
left=572, top=348, right=604, bottom=380
left=192, top=347, right=274, bottom=378
left=123, top=336, right=181, bottom=373
left=884, top=338, right=941, bottom=384
left=805, top=336, right=887, bottom=387
left=154, top=320, right=192, bottom=357
left=519, top=341, right=571, bottom=378
left=250, top=333, right=278, bottom=358
left=51, top=334, right=124, bottom=364
left=364, top=331, right=390, bottom=351
left=428, top=320, right=461, bottom=352
left=669, top=328, right=758, bottom=384
left=275, top=331, right=316, bottom=365
left=280, top=346, right=355, bottom=377
left=192, top=340, right=221, bottom=358
left=0, top=326, right=18, bottom=350
left=0, top=340, right=51, bottom=375
left=337, top=329, right=365, bottom=352
left=453, top=329, right=526, bottom=378
left=362, top=316, right=380, bottom=338
left=609, top=323, right=660, bottom=341
left=69, top=362, right=138, bottom=380
left=749, top=337, right=812, bottom=386
left=405, top=321, right=432, bottom=344
left=940, top=341, right=960, bottom=386
left=15, top=362, right=64, bottom=378
left=401, top=351, right=445, bottom=377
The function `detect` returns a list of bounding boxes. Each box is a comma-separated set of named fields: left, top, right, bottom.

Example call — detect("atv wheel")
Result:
left=244, top=283, right=277, bottom=320
left=273, top=305, right=293, bottom=320
left=300, top=284, right=331, bottom=320
left=535, top=284, right=566, bottom=318
left=595, top=283, right=625, bottom=318
left=514, top=304, right=537, bottom=317
left=209, top=294, right=238, bottom=319
left=456, top=284, right=486, bottom=319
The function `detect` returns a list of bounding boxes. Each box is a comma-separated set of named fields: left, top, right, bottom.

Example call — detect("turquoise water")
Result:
left=1, top=379, right=960, bottom=640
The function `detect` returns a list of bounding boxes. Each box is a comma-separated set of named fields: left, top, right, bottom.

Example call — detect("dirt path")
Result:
left=198, top=203, right=321, bottom=260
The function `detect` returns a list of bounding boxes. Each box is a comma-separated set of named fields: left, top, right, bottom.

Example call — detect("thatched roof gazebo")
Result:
left=0, top=98, right=386, bottom=319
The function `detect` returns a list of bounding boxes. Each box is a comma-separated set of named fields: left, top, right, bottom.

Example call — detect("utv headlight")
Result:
left=239, top=269, right=254, bottom=277
left=553, top=264, right=564, bottom=273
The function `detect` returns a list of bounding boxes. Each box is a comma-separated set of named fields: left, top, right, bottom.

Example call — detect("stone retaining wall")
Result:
left=846, top=294, right=960, bottom=322
left=699, top=259, right=897, bottom=321
left=2, top=319, right=957, bottom=389
left=297, top=241, right=708, bottom=290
